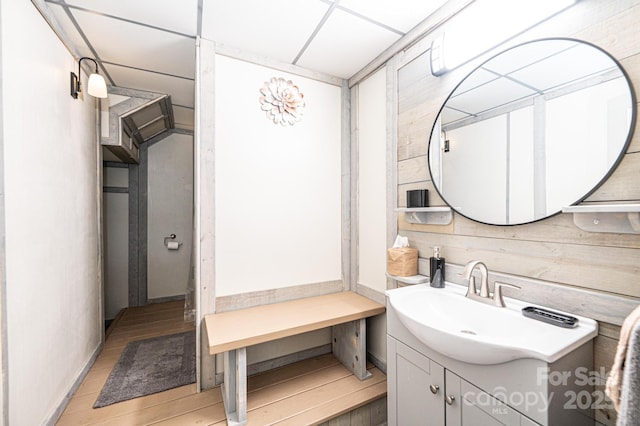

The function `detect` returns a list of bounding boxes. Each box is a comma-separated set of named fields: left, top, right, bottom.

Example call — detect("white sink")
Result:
left=386, top=283, right=598, bottom=365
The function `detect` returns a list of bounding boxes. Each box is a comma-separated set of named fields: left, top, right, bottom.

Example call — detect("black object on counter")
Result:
left=522, top=306, right=578, bottom=328
left=429, top=246, right=445, bottom=288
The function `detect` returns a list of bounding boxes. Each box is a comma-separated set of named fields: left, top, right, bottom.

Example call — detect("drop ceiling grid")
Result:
left=452, top=68, right=500, bottom=102
left=451, top=43, right=619, bottom=113
left=200, top=0, right=331, bottom=64
left=442, top=107, right=471, bottom=124
left=70, top=8, right=196, bottom=79
left=47, top=1, right=197, bottom=128
left=41, top=0, right=444, bottom=87
left=447, top=77, right=537, bottom=116
left=296, top=7, right=401, bottom=78
left=508, top=47, right=616, bottom=93
left=45, top=3, right=93, bottom=60
left=103, top=63, right=195, bottom=109
left=338, top=0, right=448, bottom=33
left=36, top=0, right=459, bottom=131
left=61, top=0, right=199, bottom=36
left=480, top=41, right=572, bottom=78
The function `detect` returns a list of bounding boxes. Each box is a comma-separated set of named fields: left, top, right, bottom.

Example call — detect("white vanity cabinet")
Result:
left=388, top=337, right=533, bottom=426
left=388, top=337, right=445, bottom=425
left=387, top=295, right=595, bottom=426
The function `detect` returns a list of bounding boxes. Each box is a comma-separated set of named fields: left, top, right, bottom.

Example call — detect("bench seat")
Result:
left=203, top=291, right=385, bottom=426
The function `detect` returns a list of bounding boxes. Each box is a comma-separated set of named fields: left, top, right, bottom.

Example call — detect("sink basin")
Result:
left=386, top=283, right=598, bottom=365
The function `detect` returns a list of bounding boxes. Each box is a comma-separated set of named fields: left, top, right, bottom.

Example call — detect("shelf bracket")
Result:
left=562, top=204, right=640, bottom=234
left=332, top=319, right=371, bottom=380
left=395, top=207, right=453, bottom=225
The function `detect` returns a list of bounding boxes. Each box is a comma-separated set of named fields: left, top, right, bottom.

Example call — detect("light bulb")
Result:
left=87, top=73, right=108, bottom=98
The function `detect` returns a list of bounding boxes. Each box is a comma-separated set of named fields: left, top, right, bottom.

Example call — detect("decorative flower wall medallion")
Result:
left=259, top=77, right=305, bottom=126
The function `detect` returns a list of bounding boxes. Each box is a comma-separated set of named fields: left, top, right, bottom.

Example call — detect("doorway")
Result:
left=102, top=130, right=194, bottom=325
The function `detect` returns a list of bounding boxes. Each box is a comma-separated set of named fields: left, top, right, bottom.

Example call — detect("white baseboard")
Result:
left=44, top=342, right=103, bottom=426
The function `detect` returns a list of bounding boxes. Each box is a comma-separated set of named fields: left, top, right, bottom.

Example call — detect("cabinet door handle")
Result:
left=446, top=395, right=455, bottom=405
left=429, top=384, right=439, bottom=395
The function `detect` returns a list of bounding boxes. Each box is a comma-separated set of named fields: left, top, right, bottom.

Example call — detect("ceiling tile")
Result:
left=296, top=8, right=400, bottom=78
left=46, top=4, right=93, bottom=58
left=201, top=0, right=329, bottom=63
left=455, top=68, right=499, bottom=95
left=103, top=63, right=195, bottom=108
left=63, top=0, right=198, bottom=36
left=481, top=40, right=575, bottom=76
left=71, top=9, right=196, bottom=79
left=442, top=107, right=471, bottom=125
left=339, top=0, right=448, bottom=33
left=508, top=44, right=617, bottom=92
left=173, top=106, right=195, bottom=130
left=447, top=77, right=536, bottom=116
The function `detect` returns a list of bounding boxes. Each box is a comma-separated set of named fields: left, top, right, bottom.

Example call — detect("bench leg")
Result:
left=222, top=347, right=247, bottom=426
left=332, top=318, right=371, bottom=380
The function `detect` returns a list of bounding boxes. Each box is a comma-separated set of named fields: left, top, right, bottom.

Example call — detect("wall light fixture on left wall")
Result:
left=70, top=57, right=108, bottom=99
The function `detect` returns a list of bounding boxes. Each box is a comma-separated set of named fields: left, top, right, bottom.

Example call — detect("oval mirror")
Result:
left=428, top=38, right=636, bottom=225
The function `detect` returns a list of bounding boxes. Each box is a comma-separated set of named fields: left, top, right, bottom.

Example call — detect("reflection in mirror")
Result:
left=429, top=38, right=635, bottom=225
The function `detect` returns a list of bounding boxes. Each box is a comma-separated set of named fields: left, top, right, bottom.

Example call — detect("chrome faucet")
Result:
left=461, top=260, right=490, bottom=298
left=460, top=261, right=520, bottom=307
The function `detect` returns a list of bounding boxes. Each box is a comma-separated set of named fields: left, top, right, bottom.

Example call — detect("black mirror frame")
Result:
left=427, top=37, right=637, bottom=226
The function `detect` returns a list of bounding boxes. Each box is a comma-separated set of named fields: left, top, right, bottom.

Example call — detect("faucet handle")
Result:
left=493, top=282, right=521, bottom=307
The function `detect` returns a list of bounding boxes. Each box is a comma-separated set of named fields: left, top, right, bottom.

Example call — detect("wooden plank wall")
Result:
left=393, top=1, right=640, bottom=424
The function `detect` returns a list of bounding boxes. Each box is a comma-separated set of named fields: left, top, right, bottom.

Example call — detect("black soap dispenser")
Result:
left=430, top=246, right=445, bottom=288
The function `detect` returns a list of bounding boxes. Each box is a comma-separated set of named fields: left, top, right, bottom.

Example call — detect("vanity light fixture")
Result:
left=70, top=57, right=108, bottom=99
left=429, top=0, right=578, bottom=76
left=430, top=34, right=447, bottom=77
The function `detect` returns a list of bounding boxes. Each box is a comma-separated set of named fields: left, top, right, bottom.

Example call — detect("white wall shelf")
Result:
left=395, top=207, right=452, bottom=225
left=562, top=204, right=640, bottom=234
left=386, top=273, right=429, bottom=285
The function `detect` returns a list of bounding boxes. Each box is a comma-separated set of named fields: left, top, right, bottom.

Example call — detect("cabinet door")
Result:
left=520, top=416, right=540, bottom=426
left=445, top=370, right=462, bottom=426
left=388, top=337, right=445, bottom=426
left=459, top=378, right=522, bottom=426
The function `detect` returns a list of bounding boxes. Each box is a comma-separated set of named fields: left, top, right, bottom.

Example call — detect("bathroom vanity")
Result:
left=386, top=35, right=634, bottom=426
left=386, top=283, right=598, bottom=425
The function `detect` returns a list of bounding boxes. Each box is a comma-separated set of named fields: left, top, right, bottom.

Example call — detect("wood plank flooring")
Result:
left=56, top=301, right=387, bottom=425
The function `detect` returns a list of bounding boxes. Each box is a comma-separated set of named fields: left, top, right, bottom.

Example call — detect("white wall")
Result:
left=445, top=116, right=507, bottom=223
left=0, top=0, right=5, bottom=421
left=357, top=68, right=388, bottom=294
left=214, top=54, right=342, bottom=297
left=545, top=78, right=630, bottom=211
left=103, top=166, right=129, bottom=319
left=1, top=0, right=101, bottom=423
left=509, top=107, right=534, bottom=224
left=147, top=133, right=194, bottom=300
left=355, top=67, right=389, bottom=369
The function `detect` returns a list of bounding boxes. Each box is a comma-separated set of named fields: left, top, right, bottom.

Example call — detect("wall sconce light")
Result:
left=440, top=130, right=450, bottom=152
left=430, top=34, right=446, bottom=77
left=70, top=57, right=108, bottom=99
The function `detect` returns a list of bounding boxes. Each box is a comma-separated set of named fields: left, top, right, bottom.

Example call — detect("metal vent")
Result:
left=121, top=95, right=174, bottom=146
left=101, top=87, right=175, bottom=163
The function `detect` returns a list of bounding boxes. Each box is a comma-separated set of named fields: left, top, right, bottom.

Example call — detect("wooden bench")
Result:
left=204, top=291, right=386, bottom=426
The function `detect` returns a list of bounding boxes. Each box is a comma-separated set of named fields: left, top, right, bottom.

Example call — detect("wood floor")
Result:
left=56, top=301, right=387, bottom=425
